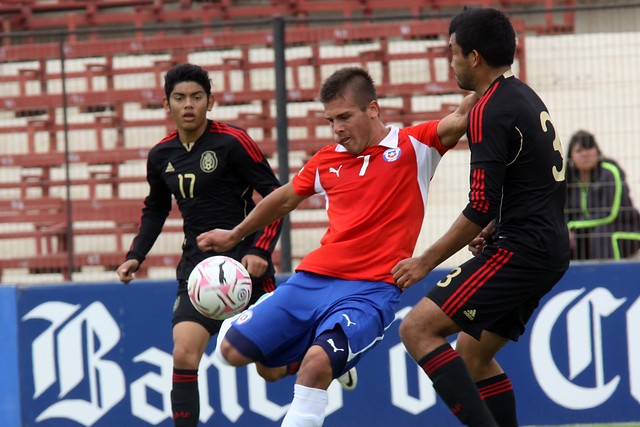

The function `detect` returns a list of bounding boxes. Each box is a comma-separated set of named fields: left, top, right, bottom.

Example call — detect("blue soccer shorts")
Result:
left=225, top=271, right=402, bottom=371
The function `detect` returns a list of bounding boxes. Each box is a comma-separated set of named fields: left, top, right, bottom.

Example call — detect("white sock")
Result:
left=281, top=384, right=328, bottom=427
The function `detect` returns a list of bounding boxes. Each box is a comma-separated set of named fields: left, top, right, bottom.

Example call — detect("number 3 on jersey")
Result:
left=437, top=267, right=462, bottom=287
left=540, top=111, right=565, bottom=182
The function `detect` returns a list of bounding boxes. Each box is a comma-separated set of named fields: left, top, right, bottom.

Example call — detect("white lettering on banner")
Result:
left=127, top=347, right=225, bottom=424
left=25, top=302, right=81, bottom=399
left=389, top=307, right=437, bottom=414
left=389, top=344, right=437, bottom=414
left=628, top=298, right=640, bottom=404
left=25, top=288, right=638, bottom=426
left=24, top=300, right=346, bottom=426
left=130, top=348, right=173, bottom=424
left=196, top=352, right=215, bottom=421
left=209, top=349, right=242, bottom=422
left=530, top=288, right=627, bottom=409
left=24, top=302, right=126, bottom=426
left=247, top=367, right=290, bottom=421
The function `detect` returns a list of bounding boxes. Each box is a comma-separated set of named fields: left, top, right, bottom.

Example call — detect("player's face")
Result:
left=163, top=81, right=213, bottom=140
left=571, top=144, right=599, bottom=172
left=449, top=33, right=476, bottom=91
left=323, top=92, right=378, bottom=155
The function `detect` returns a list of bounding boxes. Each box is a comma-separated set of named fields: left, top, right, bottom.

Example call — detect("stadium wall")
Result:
left=0, top=262, right=639, bottom=427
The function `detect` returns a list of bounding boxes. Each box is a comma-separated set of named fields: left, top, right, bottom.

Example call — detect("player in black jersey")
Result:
left=392, top=8, right=570, bottom=427
left=116, top=63, right=282, bottom=427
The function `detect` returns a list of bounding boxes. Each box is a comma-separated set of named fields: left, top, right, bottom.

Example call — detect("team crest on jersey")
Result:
left=200, top=151, right=218, bottom=173
left=383, top=147, right=401, bottom=162
left=235, top=310, right=253, bottom=325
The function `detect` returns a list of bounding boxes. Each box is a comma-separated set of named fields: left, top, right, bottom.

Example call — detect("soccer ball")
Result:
left=187, top=255, right=252, bottom=320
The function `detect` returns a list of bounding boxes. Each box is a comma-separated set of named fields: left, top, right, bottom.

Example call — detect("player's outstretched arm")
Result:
left=197, top=182, right=307, bottom=253
left=436, top=93, right=480, bottom=148
left=393, top=213, right=483, bottom=289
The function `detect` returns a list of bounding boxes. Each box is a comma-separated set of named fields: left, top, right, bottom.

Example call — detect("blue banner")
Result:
left=2, top=262, right=639, bottom=426
left=0, top=286, right=21, bottom=427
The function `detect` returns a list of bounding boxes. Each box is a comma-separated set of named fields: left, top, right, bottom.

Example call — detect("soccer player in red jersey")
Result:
left=197, top=66, right=478, bottom=426
left=116, top=63, right=282, bottom=427
left=393, top=8, right=571, bottom=427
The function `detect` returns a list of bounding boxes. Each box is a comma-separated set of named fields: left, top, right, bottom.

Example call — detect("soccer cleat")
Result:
left=337, top=367, right=357, bottom=391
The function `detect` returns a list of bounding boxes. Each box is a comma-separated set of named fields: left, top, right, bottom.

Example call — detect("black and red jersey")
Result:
left=127, top=119, right=282, bottom=281
left=463, top=71, right=570, bottom=269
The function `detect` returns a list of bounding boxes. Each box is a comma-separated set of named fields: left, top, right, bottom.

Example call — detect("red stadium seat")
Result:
left=0, top=0, right=573, bottom=40
left=0, top=0, right=544, bottom=281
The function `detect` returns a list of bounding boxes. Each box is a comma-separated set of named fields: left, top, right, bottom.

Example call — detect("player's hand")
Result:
left=468, top=223, right=494, bottom=255
left=117, top=259, right=140, bottom=284
left=197, top=229, right=238, bottom=253
left=568, top=230, right=575, bottom=251
left=392, top=257, right=432, bottom=290
left=242, top=254, right=268, bottom=278
left=468, top=236, right=486, bottom=256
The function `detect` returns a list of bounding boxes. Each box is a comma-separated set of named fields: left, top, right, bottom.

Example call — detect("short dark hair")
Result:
left=319, top=67, right=377, bottom=111
left=449, top=7, right=516, bottom=68
left=164, top=63, right=212, bottom=99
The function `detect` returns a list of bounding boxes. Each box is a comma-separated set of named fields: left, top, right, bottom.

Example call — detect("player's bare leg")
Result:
left=213, top=325, right=292, bottom=381
left=457, top=332, right=518, bottom=427
left=172, top=321, right=210, bottom=427
left=399, top=297, right=498, bottom=427
left=456, top=331, right=506, bottom=381
left=256, top=363, right=289, bottom=382
left=295, top=345, right=334, bottom=389
left=281, top=345, right=333, bottom=427
left=217, top=336, right=255, bottom=366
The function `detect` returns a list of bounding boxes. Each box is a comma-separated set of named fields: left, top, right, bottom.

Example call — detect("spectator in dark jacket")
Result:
left=565, top=130, right=640, bottom=260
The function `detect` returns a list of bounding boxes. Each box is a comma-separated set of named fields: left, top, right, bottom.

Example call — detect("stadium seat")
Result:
left=0, top=0, right=574, bottom=39
left=0, top=0, right=540, bottom=281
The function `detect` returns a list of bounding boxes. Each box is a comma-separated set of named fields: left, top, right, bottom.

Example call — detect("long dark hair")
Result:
left=566, top=130, right=602, bottom=185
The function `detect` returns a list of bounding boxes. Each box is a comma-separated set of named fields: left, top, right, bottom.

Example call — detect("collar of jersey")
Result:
left=334, top=125, right=399, bottom=152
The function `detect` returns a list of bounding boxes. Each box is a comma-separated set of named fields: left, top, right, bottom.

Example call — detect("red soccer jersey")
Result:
left=292, top=121, right=447, bottom=284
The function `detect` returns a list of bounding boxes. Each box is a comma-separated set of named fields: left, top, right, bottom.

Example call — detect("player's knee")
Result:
left=297, top=346, right=334, bottom=388
left=173, top=344, right=201, bottom=369
left=220, top=325, right=265, bottom=366
left=399, top=301, right=449, bottom=347
left=213, top=338, right=231, bottom=366
left=219, top=339, right=252, bottom=366
left=398, top=315, right=419, bottom=346
left=256, top=364, right=287, bottom=382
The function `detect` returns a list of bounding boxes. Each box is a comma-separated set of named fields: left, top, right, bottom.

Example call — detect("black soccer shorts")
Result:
left=426, top=245, right=567, bottom=341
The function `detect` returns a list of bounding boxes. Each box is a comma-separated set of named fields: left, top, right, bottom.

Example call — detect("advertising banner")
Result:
left=0, top=286, right=21, bottom=427
left=3, top=262, right=639, bottom=426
